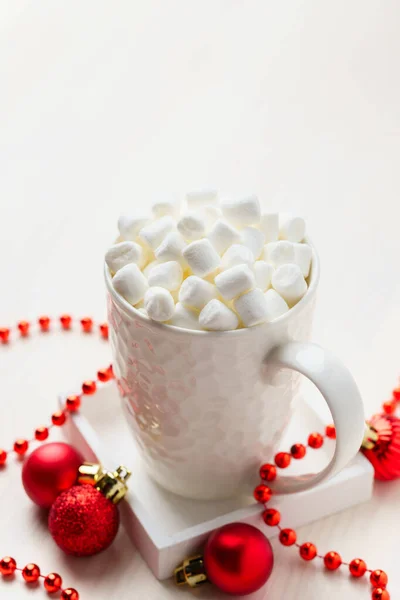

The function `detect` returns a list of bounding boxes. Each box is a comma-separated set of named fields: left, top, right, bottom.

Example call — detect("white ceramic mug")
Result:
left=105, top=244, right=365, bottom=500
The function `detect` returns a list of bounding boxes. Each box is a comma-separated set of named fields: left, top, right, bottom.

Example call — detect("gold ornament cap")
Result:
left=95, top=465, right=131, bottom=504
left=174, top=555, right=208, bottom=588
left=78, top=462, right=107, bottom=486
left=361, top=422, right=379, bottom=450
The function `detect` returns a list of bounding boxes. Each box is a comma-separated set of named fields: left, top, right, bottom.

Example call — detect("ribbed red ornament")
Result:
left=361, top=414, right=400, bottom=481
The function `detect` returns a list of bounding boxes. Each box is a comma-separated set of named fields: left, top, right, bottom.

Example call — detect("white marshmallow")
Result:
left=143, top=260, right=160, bottom=277
left=221, top=195, right=261, bottom=227
left=259, top=213, right=279, bottom=242
left=155, top=231, right=186, bottom=263
left=207, top=219, right=241, bottom=255
left=293, top=242, right=312, bottom=278
left=221, top=244, right=254, bottom=271
left=186, top=189, right=218, bottom=210
left=144, top=287, right=175, bottom=322
left=198, top=205, right=223, bottom=228
left=105, top=241, right=145, bottom=274
left=113, top=263, right=149, bottom=306
left=179, top=276, right=218, bottom=310
left=182, top=239, right=221, bottom=278
left=152, top=202, right=178, bottom=219
left=138, top=216, right=176, bottom=250
left=199, top=299, right=239, bottom=331
left=271, top=263, right=307, bottom=306
left=177, top=212, right=206, bottom=241
left=264, top=289, right=289, bottom=321
left=254, top=261, right=274, bottom=291
left=148, top=261, right=183, bottom=291
left=264, top=241, right=295, bottom=268
left=169, top=303, right=201, bottom=330
left=240, top=227, right=265, bottom=259
left=118, top=214, right=150, bottom=241
left=280, top=215, right=306, bottom=243
left=233, top=288, right=269, bottom=327
left=215, top=264, right=256, bottom=301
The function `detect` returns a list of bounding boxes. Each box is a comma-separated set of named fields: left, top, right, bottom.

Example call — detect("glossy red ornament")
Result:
left=263, top=508, right=281, bottom=526
left=203, top=523, right=273, bottom=596
left=253, top=484, right=272, bottom=503
left=361, top=414, right=400, bottom=480
left=274, top=452, right=291, bottom=468
left=290, top=443, right=306, bottom=459
left=22, top=442, right=83, bottom=508
left=14, top=438, right=29, bottom=455
left=22, top=563, right=40, bottom=583
left=0, top=556, right=16, bottom=576
left=259, top=463, right=277, bottom=481
left=370, top=569, right=388, bottom=588
left=349, top=558, right=367, bottom=577
left=372, top=589, right=390, bottom=600
left=44, top=572, right=62, bottom=593
left=299, top=542, right=317, bottom=561
left=49, top=484, right=120, bottom=556
left=61, top=589, right=79, bottom=600
left=308, top=432, right=324, bottom=449
left=279, top=528, right=297, bottom=546
left=17, top=320, right=30, bottom=336
left=324, top=551, right=342, bottom=570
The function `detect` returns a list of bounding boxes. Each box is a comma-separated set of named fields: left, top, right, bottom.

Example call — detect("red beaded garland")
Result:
left=308, top=432, right=324, bottom=448
left=44, top=572, right=62, bottom=593
left=61, top=588, right=80, bottom=600
left=259, top=463, right=277, bottom=481
left=325, top=424, right=336, bottom=439
left=263, top=508, right=281, bottom=526
left=372, top=589, right=390, bottom=600
left=14, top=438, right=28, bottom=455
left=349, top=558, right=367, bottom=578
left=370, top=570, right=388, bottom=588
left=274, top=452, right=291, bottom=468
left=97, top=367, right=112, bottom=382
left=290, top=443, right=306, bottom=459
left=0, top=327, right=10, bottom=343
left=253, top=484, right=272, bottom=503
left=52, top=411, right=66, bottom=426
left=38, top=316, right=50, bottom=331
left=393, top=387, right=400, bottom=401
left=0, top=556, right=17, bottom=576
left=65, top=395, right=81, bottom=412
left=324, top=551, right=342, bottom=570
left=35, top=426, right=49, bottom=441
left=279, top=528, right=297, bottom=546
left=60, top=314, right=72, bottom=330
left=99, top=323, right=109, bottom=339
left=383, top=401, right=396, bottom=415
left=0, top=449, right=7, bottom=465
left=82, top=380, right=96, bottom=395
left=17, top=320, right=30, bottom=336
left=80, top=317, right=93, bottom=333
left=22, top=563, right=41, bottom=583
left=299, top=542, right=317, bottom=561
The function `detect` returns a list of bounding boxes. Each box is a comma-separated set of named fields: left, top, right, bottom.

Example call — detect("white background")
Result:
left=0, top=1, right=399, bottom=598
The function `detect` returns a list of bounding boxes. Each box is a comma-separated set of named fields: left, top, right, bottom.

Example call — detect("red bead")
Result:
left=0, top=327, right=10, bottom=343
left=108, top=364, right=114, bottom=378
left=253, top=484, right=272, bottom=503
left=203, top=523, right=274, bottom=596
left=263, top=508, right=281, bottom=526
left=279, top=528, right=297, bottom=546
left=324, top=551, right=342, bottom=570
left=349, top=558, right=367, bottom=577
left=22, top=563, right=40, bottom=583
left=65, top=395, right=81, bottom=412
left=393, top=387, right=400, bottom=401
left=38, top=316, right=50, bottom=331
left=0, top=450, right=7, bottom=465
left=308, top=432, right=324, bottom=449
left=97, top=368, right=112, bottom=382
left=383, top=400, right=396, bottom=415
left=370, top=570, right=388, bottom=588
left=259, top=463, right=277, bottom=481
left=82, top=380, right=96, bottom=395
left=290, top=443, right=306, bottom=459
left=0, top=556, right=16, bottom=576
left=17, top=320, right=30, bottom=336
left=52, top=411, right=66, bottom=426
left=274, top=452, right=291, bottom=468
left=44, top=572, right=62, bottom=593
left=372, top=589, right=390, bottom=600
left=99, top=323, right=109, bottom=339
left=325, top=424, right=336, bottom=439
left=35, top=426, right=49, bottom=441
left=61, top=588, right=80, bottom=600
left=22, top=442, right=83, bottom=509
left=60, top=314, right=72, bottom=330
left=80, top=317, right=93, bottom=333
left=299, top=542, right=317, bottom=561
left=14, top=438, right=28, bottom=455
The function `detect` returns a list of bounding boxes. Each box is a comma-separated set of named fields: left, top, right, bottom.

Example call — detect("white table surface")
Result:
left=1, top=2, right=399, bottom=599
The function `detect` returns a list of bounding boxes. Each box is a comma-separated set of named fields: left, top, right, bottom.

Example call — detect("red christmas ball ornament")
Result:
left=203, top=523, right=274, bottom=596
left=361, top=414, right=400, bottom=481
left=22, top=442, right=83, bottom=508
left=48, top=466, right=130, bottom=557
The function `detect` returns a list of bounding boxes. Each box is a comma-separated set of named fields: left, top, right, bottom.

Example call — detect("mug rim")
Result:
left=104, top=236, right=320, bottom=338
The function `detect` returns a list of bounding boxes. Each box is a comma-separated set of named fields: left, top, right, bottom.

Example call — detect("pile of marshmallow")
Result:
left=105, top=191, right=311, bottom=331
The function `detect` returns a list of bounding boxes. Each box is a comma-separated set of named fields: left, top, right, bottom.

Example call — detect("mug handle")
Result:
left=267, top=341, right=366, bottom=494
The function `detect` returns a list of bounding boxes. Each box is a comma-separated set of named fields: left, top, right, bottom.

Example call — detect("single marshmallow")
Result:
left=221, top=244, right=254, bottom=271
left=221, top=195, right=261, bottom=227
left=271, top=263, right=307, bottom=306
left=182, top=239, right=221, bottom=278
left=148, top=261, right=183, bottom=291
left=186, top=189, right=218, bottom=210
left=199, top=299, right=239, bottom=331
left=118, top=214, right=150, bottom=241
left=113, top=263, right=149, bottom=306
left=240, top=227, right=265, bottom=259
left=264, top=241, right=295, bottom=268
left=179, top=276, right=218, bottom=310
left=280, top=215, right=306, bottom=243
left=152, top=202, right=178, bottom=219
left=233, top=288, right=269, bottom=327
left=169, top=303, right=202, bottom=330
left=143, top=260, right=160, bottom=277
left=259, top=213, right=279, bottom=242
left=138, top=216, right=176, bottom=250
left=155, top=231, right=186, bottom=263
left=105, top=241, right=145, bottom=274
left=177, top=212, right=206, bottom=241
left=293, top=242, right=312, bottom=278
left=254, top=261, right=274, bottom=291
left=215, top=264, right=256, bottom=301
left=144, top=287, right=175, bottom=322
left=207, top=219, right=241, bottom=255
left=198, top=205, right=223, bottom=228
left=264, top=289, right=289, bottom=320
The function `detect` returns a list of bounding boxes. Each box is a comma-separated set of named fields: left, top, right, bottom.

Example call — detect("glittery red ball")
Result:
left=48, top=484, right=120, bottom=556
